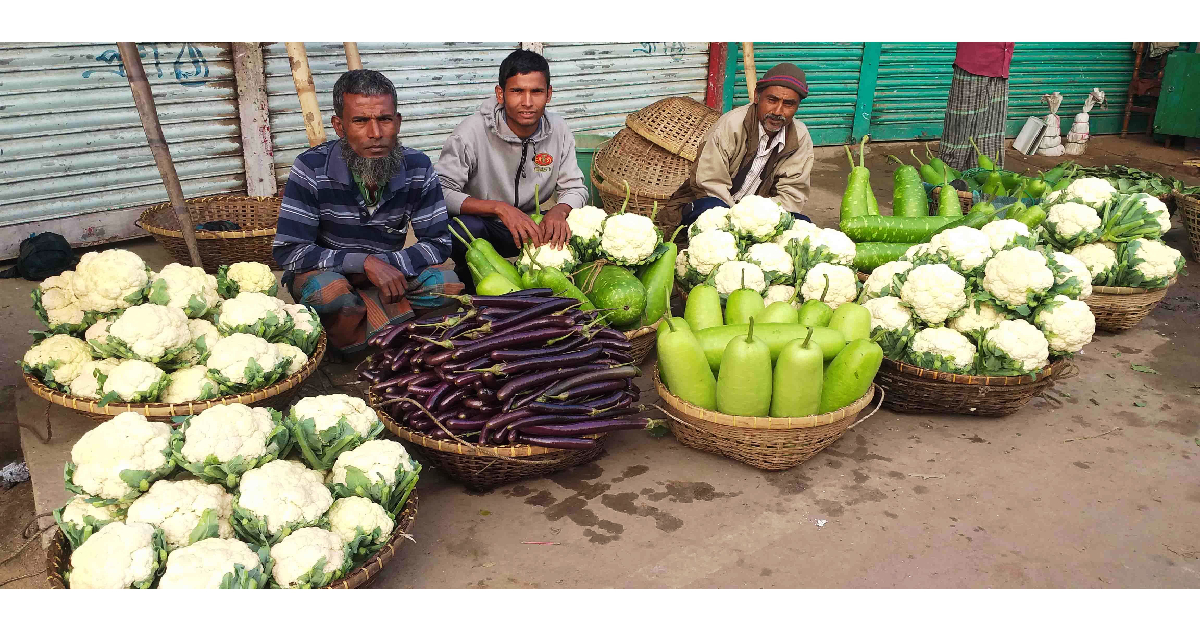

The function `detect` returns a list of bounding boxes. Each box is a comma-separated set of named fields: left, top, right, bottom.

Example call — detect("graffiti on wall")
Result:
left=82, top=43, right=209, bottom=86
left=632, top=42, right=688, bottom=62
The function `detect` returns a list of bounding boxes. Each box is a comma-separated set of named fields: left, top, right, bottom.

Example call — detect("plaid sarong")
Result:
left=289, top=263, right=463, bottom=353
left=939, top=66, right=1010, bottom=173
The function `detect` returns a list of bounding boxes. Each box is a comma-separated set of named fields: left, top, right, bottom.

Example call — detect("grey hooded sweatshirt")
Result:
left=436, top=98, right=588, bottom=216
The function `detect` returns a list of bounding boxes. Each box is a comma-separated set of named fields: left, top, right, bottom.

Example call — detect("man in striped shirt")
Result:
left=273, top=70, right=462, bottom=354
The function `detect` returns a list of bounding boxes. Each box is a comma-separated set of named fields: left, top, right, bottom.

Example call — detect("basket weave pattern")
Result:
left=1083, top=283, right=1173, bottom=332
left=1175, top=191, right=1200, bottom=263
left=873, top=358, right=1064, bottom=417
left=930, top=187, right=975, bottom=214
left=138, top=195, right=282, bottom=273
left=592, top=128, right=694, bottom=201
left=625, top=322, right=659, bottom=365
left=624, top=97, right=720, bottom=162
left=593, top=170, right=690, bottom=237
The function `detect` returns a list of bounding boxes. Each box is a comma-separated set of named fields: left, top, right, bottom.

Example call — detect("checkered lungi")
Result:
left=939, top=66, right=1010, bottom=173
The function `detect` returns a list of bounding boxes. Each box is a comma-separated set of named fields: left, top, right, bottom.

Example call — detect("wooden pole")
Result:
left=743, top=43, right=757, bottom=97
left=343, top=42, right=362, bottom=70
left=285, top=42, right=327, bottom=147
left=118, top=41, right=203, bottom=267
left=232, top=43, right=277, bottom=197
left=705, top=42, right=728, bottom=109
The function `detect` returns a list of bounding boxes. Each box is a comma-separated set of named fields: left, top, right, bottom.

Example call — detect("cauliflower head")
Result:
left=1138, top=194, right=1172, bottom=236
left=948, top=296, right=1008, bottom=334
left=1117, top=238, right=1184, bottom=289
left=287, top=394, right=384, bottom=471
left=1034, top=295, right=1095, bottom=355
left=980, top=247, right=1055, bottom=312
left=729, top=195, right=794, bottom=242
left=217, top=262, right=278, bottom=299
left=148, top=263, right=221, bottom=318
left=158, top=537, right=268, bottom=589
left=897, top=263, right=967, bottom=325
left=269, top=527, right=351, bottom=589
left=126, top=479, right=234, bottom=550
left=71, top=249, right=151, bottom=314
left=21, top=334, right=93, bottom=391
left=684, top=229, right=740, bottom=282
left=100, top=303, right=193, bottom=366
left=85, top=317, right=117, bottom=358
left=902, top=242, right=951, bottom=267
left=1070, top=242, right=1119, bottom=284
left=795, top=228, right=857, bottom=269
left=67, top=521, right=166, bottom=589
left=99, top=359, right=171, bottom=404
left=327, top=439, right=419, bottom=516
left=907, top=326, right=978, bottom=374
left=215, top=291, right=294, bottom=341
left=233, top=459, right=333, bottom=545
left=518, top=242, right=577, bottom=275
left=863, top=296, right=916, bottom=360
left=53, top=494, right=124, bottom=550
left=773, top=221, right=822, bottom=248
left=566, top=205, right=607, bottom=247
left=206, top=333, right=289, bottom=394
left=980, top=219, right=1036, bottom=252
left=1052, top=177, right=1117, bottom=207
left=32, top=271, right=93, bottom=335
left=979, top=319, right=1050, bottom=375
left=743, top=242, right=794, bottom=284
left=159, top=365, right=220, bottom=404
left=929, top=226, right=994, bottom=274
left=66, top=411, right=174, bottom=505
left=801, top=263, right=858, bottom=309
left=763, top=284, right=797, bottom=306
left=709, top=261, right=767, bottom=298
left=175, top=317, right=221, bottom=368
left=860, top=260, right=912, bottom=301
left=599, top=212, right=662, bottom=266
left=689, top=205, right=732, bottom=239
left=173, top=404, right=288, bottom=488
left=1048, top=251, right=1093, bottom=300
left=68, top=358, right=124, bottom=399
left=280, top=304, right=322, bottom=355
left=327, top=496, right=395, bottom=561
left=273, top=343, right=309, bottom=377
left=1044, top=202, right=1101, bottom=248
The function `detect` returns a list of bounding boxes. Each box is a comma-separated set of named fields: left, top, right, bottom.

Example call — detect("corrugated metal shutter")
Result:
left=869, top=42, right=956, bottom=142
left=0, top=43, right=245, bottom=227
left=1007, top=43, right=1141, bottom=136
left=726, top=42, right=864, bottom=146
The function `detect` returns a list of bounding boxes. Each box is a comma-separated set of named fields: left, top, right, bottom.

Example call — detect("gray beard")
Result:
left=342, top=141, right=404, bottom=190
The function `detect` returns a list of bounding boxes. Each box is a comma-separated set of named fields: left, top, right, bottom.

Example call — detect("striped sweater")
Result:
left=273, top=139, right=452, bottom=282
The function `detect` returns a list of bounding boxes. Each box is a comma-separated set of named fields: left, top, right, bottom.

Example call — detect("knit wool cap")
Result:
left=756, top=62, right=809, bottom=99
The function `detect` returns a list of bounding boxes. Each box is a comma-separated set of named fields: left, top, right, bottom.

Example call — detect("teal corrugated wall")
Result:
left=1007, top=42, right=1145, bottom=136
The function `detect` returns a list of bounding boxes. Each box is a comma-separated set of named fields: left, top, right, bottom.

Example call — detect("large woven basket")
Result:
left=372, top=395, right=607, bottom=491
left=1083, top=280, right=1175, bottom=332
left=625, top=97, right=720, bottom=162
left=654, top=370, right=879, bottom=471
left=45, top=490, right=417, bottom=589
left=594, top=166, right=691, bottom=237
left=24, top=333, right=326, bottom=422
left=624, top=321, right=659, bottom=365
left=592, top=128, right=694, bottom=201
left=138, top=195, right=282, bottom=273
left=1175, top=191, right=1200, bottom=262
left=873, top=358, right=1068, bottom=417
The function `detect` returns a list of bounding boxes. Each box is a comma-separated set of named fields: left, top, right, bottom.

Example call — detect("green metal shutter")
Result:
left=1007, top=43, right=1141, bottom=136
left=868, top=43, right=956, bottom=142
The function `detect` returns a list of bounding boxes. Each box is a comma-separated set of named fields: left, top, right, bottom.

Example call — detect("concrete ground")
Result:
left=2, top=135, right=1198, bottom=588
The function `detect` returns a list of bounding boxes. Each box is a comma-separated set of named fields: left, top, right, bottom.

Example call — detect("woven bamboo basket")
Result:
left=624, top=97, right=720, bottom=162
left=592, top=128, right=694, bottom=201
left=654, top=370, right=880, bottom=471
left=593, top=167, right=692, bottom=237
left=624, top=321, right=659, bottom=365
left=24, top=333, right=326, bottom=422
left=1083, top=279, right=1176, bottom=332
left=137, top=195, right=282, bottom=273
left=930, top=186, right=975, bottom=215
left=873, top=358, right=1068, bottom=417
left=1175, top=191, right=1200, bottom=262
left=371, top=395, right=607, bottom=491
left=45, top=491, right=417, bottom=589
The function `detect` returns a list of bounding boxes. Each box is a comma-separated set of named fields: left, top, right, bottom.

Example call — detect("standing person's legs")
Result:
left=939, top=66, right=990, bottom=174
left=448, top=214, right=521, bottom=294
left=977, top=77, right=1009, bottom=170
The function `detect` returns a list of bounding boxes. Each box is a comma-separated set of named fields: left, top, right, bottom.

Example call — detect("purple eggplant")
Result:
left=437, top=387, right=469, bottom=412
left=520, top=417, right=648, bottom=436
left=525, top=390, right=630, bottom=415
left=541, top=379, right=628, bottom=402
left=495, top=365, right=594, bottom=402
left=541, top=366, right=641, bottom=398
left=473, top=346, right=604, bottom=379
left=512, top=435, right=599, bottom=450
left=488, top=336, right=587, bottom=362
left=450, top=328, right=572, bottom=362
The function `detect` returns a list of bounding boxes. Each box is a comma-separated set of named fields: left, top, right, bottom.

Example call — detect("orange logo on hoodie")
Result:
left=533, top=153, right=553, bottom=167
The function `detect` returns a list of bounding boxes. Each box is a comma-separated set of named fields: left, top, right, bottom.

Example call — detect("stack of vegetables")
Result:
left=22, top=254, right=322, bottom=406
left=1057, top=162, right=1200, bottom=203
left=360, top=289, right=662, bottom=449
left=451, top=184, right=679, bottom=333
left=52, top=393, right=419, bottom=589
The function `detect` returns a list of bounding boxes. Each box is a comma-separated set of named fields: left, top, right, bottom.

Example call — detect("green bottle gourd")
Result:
left=937, top=165, right=964, bottom=217
left=797, top=276, right=834, bottom=327
left=657, top=318, right=717, bottom=411
left=827, top=302, right=872, bottom=342
left=716, top=317, right=773, bottom=417
left=770, top=329, right=824, bottom=418
left=886, top=155, right=930, bottom=218
left=819, top=339, right=883, bottom=413
left=723, top=269, right=765, bottom=325
left=759, top=301, right=800, bottom=324
left=684, top=285, right=724, bottom=332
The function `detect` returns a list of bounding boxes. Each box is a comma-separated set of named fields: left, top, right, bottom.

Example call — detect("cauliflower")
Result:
left=71, top=249, right=151, bottom=314
left=126, top=479, right=234, bottom=550
left=1044, top=202, right=1101, bottom=249
left=21, top=334, right=93, bottom=391
left=269, top=527, right=352, bottom=589
left=800, top=263, right=858, bottom=309
left=708, top=260, right=767, bottom=298
left=599, top=212, right=662, bottom=266
left=979, top=319, right=1050, bottom=375
left=172, top=404, right=289, bottom=488
left=902, top=242, right=951, bottom=266
left=675, top=248, right=690, bottom=281
left=159, top=364, right=219, bottom=404
left=206, top=333, right=290, bottom=394
left=281, top=303, right=322, bottom=355
left=566, top=205, right=608, bottom=258
left=859, top=260, right=912, bottom=301
left=175, top=318, right=221, bottom=368
left=794, top=228, right=857, bottom=270
left=980, top=248, right=1055, bottom=313
left=233, top=459, right=333, bottom=545
left=68, top=358, right=124, bottom=399
left=897, top=263, right=967, bottom=325
left=517, top=242, right=577, bottom=275
left=763, top=284, right=797, bottom=306
left=67, top=521, right=166, bottom=589
left=85, top=316, right=117, bottom=358
left=65, top=411, right=174, bottom=506
left=929, top=226, right=994, bottom=274
left=1070, top=242, right=1119, bottom=285
left=53, top=494, right=124, bottom=550
left=1034, top=295, right=1095, bottom=355
left=327, top=496, right=395, bottom=562
left=743, top=242, right=794, bottom=284
left=688, top=205, right=732, bottom=239
left=1138, top=194, right=1172, bottom=236
left=863, top=296, right=916, bottom=359
left=287, top=394, right=384, bottom=470
left=217, top=262, right=278, bottom=299
left=99, top=359, right=171, bottom=404
left=215, top=291, right=294, bottom=341
left=148, top=263, right=222, bottom=318
left=327, top=439, right=419, bottom=516
left=1048, top=251, right=1093, bottom=299
left=773, top=221, right=821, bottom=248
left=1116, top=238, right=1185, bottom=289
left=907, top=326, right=978, bottom=374
left=728, top=195, right=794, bottom=242
left=95, top=303, right=193, bottom=366
left=158, top=537, right=269, bottom=589
left=1049, top=177, right=1117, bottom=207
left=273, top=343, right=309, bottom=377
left=948, top=296, right=1008, bottom=334
left=32, top=271, right=93, bottom=335
left=683, top=229, right=740, bottom=283
left=980, top=219, right=1036, bottom=252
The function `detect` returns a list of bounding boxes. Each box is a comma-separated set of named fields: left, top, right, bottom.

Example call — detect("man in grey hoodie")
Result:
left=437, top=49, right=588, bottom=292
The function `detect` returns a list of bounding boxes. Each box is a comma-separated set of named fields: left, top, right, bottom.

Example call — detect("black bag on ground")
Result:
left=0, top=232, right=77, bottom=281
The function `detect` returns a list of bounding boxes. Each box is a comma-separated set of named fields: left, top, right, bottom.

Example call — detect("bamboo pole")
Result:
left=743, top=43, right=757, bottom=96
left=118, top=42, right=203, bottom=267
left=285, top=42, right=327, bottom=147
left=344, top=42, right=362, bottom=70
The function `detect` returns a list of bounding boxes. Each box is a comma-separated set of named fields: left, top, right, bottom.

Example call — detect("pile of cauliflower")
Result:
left=858, top=223, right=1097, bottom=376
left=676, top=196, right=860, bottom=308
left=22, top=252, right=324, bottom=405
left=54, top=394, right=419, bottom=589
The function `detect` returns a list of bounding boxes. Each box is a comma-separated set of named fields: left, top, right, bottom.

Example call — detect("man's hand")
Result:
left=363, top=255, right=407, bottom=304
left=540, top=204, right=572, bottom=249
left=493, top=202, right=544, bottom=249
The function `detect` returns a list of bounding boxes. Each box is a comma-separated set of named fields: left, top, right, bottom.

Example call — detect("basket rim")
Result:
left=879, top=356, right=1063, bottom=386
left=137, top=194, right=280, bottom=240
left=624, top=321, right=660, bottom=340
left=1088, top=277, right=1176, bottom=296
left=24, top=332, right=326, bottom=420
left=593, top=173, right=691, bottom=205
left=654, top=368, right=876, bottom=430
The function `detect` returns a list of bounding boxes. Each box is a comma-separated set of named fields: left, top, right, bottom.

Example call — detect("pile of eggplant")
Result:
left=360, top=289, right=658, bottom=450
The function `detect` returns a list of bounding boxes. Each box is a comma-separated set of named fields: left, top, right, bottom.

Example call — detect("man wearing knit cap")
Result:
left=684, top=62, right=815, bottom=225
